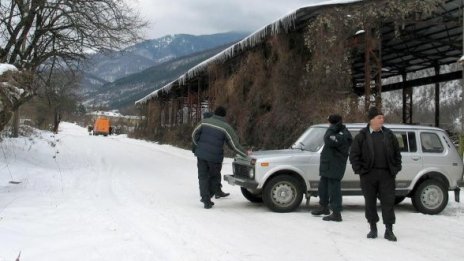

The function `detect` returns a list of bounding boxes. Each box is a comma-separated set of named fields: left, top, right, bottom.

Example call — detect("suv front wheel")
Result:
left=262, top=174, right=303, bottom=213
left=240, top=187, right=263, bottom=203
left=412, top=179, right=448, bottom=215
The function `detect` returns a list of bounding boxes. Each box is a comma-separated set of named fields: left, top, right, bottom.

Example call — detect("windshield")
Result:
left=292, top=126, right=327, bottom=152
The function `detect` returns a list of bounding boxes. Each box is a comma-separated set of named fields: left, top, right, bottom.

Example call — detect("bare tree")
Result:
left=0, top=0, right=147, bottom=132
left=37, top=70, right=81, bottom=133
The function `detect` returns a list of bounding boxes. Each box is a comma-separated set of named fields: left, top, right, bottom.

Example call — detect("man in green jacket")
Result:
left=192, top=106, right=247, bottom=209
left=312, top=114, right=352, bottom=221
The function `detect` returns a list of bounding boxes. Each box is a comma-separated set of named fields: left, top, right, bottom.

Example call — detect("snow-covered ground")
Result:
left=0, top=122, right=463, bottom=261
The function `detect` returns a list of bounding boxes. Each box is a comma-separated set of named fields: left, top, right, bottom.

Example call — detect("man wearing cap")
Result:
left=311, top=114, right=352, bottom=222
left=349, top=107, right=402, bottom=241
left=192, top=106, right=247, bottom=209
left=198, top=111, right=230, bottom=199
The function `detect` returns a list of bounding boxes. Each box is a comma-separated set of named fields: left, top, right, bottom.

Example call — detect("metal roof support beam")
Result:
left=168, top=100, right=172, bottom=127
left=381, top=70, right=462, bottom=91
left=460, top=3, right=464, bottom=134
left=435, top=65, right=440, bottom=127
left=402, top=72, right=413, bottom=124
left=362, top=26, right=382, bottom=110
left=172, top=99, right=176, bottom=127
left=187, top=85, right=192, bottom=125
left=208, top=78, right=216, bottom=111
left=197, top=79, right=201, bottom=124
left=160, top=100, right=166, bottom=127
left=374, top=35, right=382, bottom=110
left=364, top=26, right=372, bottom=110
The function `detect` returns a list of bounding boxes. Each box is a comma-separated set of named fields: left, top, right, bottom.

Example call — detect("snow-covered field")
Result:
left=0, top=122, right=463, bottom=261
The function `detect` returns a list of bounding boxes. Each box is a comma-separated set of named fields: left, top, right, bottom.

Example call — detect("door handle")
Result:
left=411, top=156, right=421, bottom=161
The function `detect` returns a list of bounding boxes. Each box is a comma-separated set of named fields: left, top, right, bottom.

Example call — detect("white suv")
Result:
left=225, top=123, right=464, bottom=214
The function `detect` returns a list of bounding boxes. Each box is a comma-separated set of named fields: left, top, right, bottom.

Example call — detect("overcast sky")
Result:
left=130, top=0, right=325, bottom=39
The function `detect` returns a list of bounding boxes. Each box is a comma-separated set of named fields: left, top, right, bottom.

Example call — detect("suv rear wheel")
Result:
left=240, top=187, right=263, bottom=203
left=262, top=175, right=303, bottom=213
left=412, top=179, right=448, bottom=215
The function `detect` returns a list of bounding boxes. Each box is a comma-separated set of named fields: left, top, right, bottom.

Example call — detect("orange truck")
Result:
left=93, top=117, right=110, bottom=136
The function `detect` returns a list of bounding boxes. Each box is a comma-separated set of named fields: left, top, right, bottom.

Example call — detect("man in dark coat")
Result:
left=200, top=111, right=230, bottom=199
left=192, top=106, right=247, bottom=209
left=349, top=107, right=402, bottom=241
left=311, top=114, right=352, bottom=222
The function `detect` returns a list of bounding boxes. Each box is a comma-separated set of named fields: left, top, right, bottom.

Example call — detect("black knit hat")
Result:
left=327, top=114, right=342, bottom=124
left=367, top=107, right=383, bottom=121
left=214, top=106, right=227, bottom=117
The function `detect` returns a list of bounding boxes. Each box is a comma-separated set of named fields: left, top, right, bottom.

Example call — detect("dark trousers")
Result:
left=197, top=158, right=222, bottom=200
left=318, top=176, right=342, bottom=212
left=360, top=169, right=396, bottom=225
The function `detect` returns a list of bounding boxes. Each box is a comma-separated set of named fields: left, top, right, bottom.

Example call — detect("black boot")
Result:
left=311, top=206, right=330, bottom=216
left=200, top=198, right=214, bottom=209
left=367, top=223, right=378, bottom=239
left=215, top=189, right=230, bottom=199
left=384, top=224, right=397, bottom=242
left=322, top=211, right=342, bottom=222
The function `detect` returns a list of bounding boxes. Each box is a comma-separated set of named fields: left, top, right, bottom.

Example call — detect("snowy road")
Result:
left=0, top=123, right=463, bottom=260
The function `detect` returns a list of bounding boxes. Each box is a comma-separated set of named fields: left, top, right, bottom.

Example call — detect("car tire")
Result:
left=412, top=179, right=448, bottom=215
left=262, top=175, right=303, bottom=213
left=240, top=187, right=263, bottom=203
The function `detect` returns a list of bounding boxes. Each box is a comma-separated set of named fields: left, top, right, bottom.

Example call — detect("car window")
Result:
left=420, top=132, right=444, bottom=153
left=394, top=132, right=408, bottom=152
left=292, top=127, right=326, bottom=152
left=392, top=131, right=417, bottom=152
left=408, top=132, right=417, bottom=152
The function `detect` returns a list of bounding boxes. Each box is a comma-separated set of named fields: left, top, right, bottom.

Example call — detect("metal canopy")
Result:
left=350, top=0, right=463, bottom=93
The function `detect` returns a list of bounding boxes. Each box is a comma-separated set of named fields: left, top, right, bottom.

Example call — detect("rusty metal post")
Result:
left=364, top=26, right=372, bottom=111
left=374, top=28, right=382, bottom=109
left=434, top=65, right=440, bottom=127
left=187, top=85, right=192, bottom=125
left=402, top=72, right=413, bottom=124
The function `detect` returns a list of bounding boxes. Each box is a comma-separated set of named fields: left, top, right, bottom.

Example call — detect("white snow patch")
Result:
left=0, top=63, right=18, bottom=76
left=1, top=122, right=463, bottom=260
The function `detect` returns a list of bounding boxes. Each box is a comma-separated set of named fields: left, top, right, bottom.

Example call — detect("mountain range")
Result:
left=80, top=32, right=249, bottom=111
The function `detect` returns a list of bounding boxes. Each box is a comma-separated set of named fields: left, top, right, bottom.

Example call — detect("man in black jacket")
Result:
left=311, top=114, right=352, bottom=222
left=201, top=111, right=230, bottom=199
left=192, top=106, right=247, bottom=209
left=349, top=107, right=402, bottom=241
